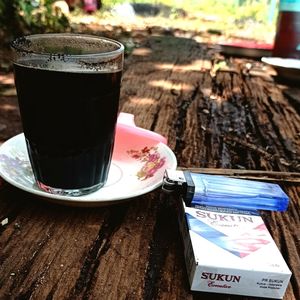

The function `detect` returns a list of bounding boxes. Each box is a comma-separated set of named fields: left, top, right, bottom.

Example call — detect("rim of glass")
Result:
left=11, top=33, right=124, bottom=59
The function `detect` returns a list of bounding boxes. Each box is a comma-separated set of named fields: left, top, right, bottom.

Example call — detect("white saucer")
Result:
left=261, top=57, right=300, bottom=81
left=0, top=133, right=177, bottom=206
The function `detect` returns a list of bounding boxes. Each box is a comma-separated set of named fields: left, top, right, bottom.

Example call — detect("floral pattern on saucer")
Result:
left=127, top=146, right=166, bottom=180
left=0, top=149, right=35, bottom=188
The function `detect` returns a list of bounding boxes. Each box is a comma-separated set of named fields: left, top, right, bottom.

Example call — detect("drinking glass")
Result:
left=11, top=33, right=124, bottom=196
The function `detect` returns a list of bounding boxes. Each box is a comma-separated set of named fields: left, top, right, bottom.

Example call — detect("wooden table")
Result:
left=0, top=36, right=299, bottom=300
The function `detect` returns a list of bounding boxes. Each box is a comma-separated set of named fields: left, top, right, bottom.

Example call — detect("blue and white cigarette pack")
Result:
left=178, top=203, right=291, bottom=298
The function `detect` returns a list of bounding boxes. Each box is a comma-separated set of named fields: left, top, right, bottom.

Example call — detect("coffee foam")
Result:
left=15, top=56, right=122, bottom=73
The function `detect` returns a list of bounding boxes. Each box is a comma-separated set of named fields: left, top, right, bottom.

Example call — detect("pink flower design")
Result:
left=127, top=146, right=166, bottom=180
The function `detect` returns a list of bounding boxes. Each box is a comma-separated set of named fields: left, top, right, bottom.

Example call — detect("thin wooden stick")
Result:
left=177, top=167, right=300, bottom=183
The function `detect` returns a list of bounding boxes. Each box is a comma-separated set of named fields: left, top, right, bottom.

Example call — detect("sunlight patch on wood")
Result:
left=0, top=74, right=14, bottom=85
left=209, top=94, right=226, bottom=104
left=200, top=59, right=212, bottom=70
left=133, top=47, right=152, bottom=56
left=154, top=59, right=211, bottom=72
left=149, top=80, right=193, bottom=92
left=0, top=104, right=17, bottom=111
left=201, top=87, right=212, bottom=97
left=129, top=97, right=156, bottom=105
left=154, top=63, right=173, bottom=70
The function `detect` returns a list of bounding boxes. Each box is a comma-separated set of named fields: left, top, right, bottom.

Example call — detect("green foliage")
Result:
left=102, top=0, right=276, bottom=26
left=0, top=0, right=70, bottom=39
left=20, top=0, right=70, bottom=33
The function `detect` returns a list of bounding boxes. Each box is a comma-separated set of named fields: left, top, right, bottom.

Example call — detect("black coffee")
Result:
left=14, top=65, right=122, bottom=189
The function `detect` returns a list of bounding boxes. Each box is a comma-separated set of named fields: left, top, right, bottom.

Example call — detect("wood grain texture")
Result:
left=121, top=36, right=300, bottom=300
left=0, top=36, right=299, bottom=299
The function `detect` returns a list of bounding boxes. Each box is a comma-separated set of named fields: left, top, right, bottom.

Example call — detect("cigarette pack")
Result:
left=178, top=203, right=292, bottom=299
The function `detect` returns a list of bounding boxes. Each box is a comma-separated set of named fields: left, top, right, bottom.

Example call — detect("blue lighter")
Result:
left=162, top=169, right=289, bottom=211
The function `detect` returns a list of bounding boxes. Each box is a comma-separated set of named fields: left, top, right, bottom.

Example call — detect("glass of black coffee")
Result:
left=11, top=33, right=124, bottom=196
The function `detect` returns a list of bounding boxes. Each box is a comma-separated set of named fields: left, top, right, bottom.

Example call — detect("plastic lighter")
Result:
left=162, top=169, right=289, bottom=211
